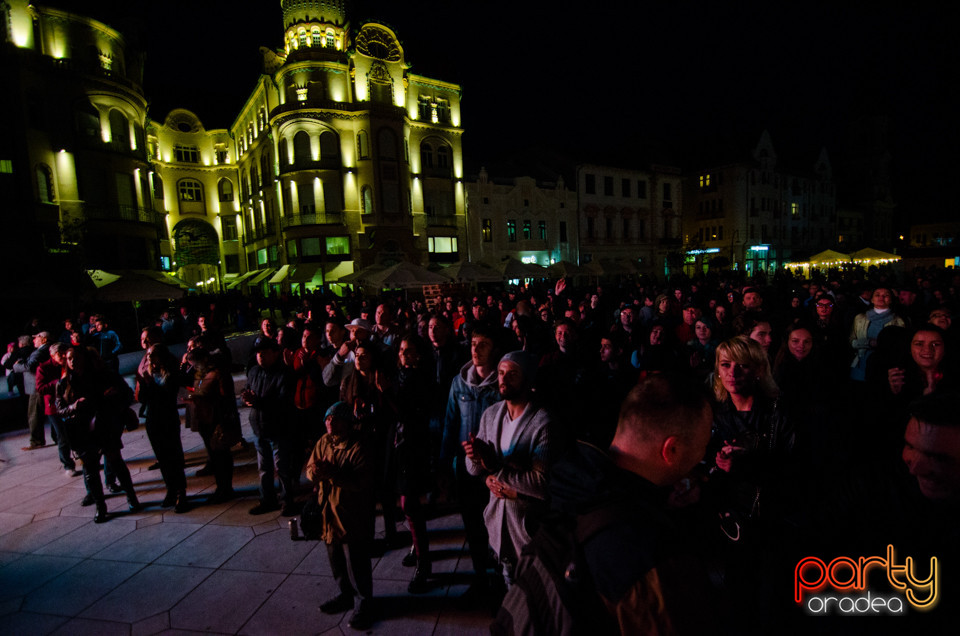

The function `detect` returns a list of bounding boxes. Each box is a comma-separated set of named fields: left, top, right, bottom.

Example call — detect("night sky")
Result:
left=49, top=1, right=955, bottom=222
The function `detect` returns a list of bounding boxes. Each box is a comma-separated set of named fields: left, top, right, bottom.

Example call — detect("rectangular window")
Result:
left=523, top=220, right=531, bottom=240
left=325, top=236, right=350, bottom=255
left=638, top=219, right=646, bottom=239
left=623, top=218, right=630, bottom=238
left=160, top=256, right=172, bottom=271
left=621, top=178, right=631, bottom=197
left=224, top=254, right=240, bottom=274
left=637, top=181, right=647, bottom=198
left=287, top=240, right=298, bottom=259
left=427, top=236, right=458, bottom=253
left=0, top=159, right=12, bottom=174
left=507, top=220, right=517, bottom=242
left=538, top=221, right=546, bottom=240
left=585, top=174, right=596, bottom=195
left=699, top=174, right=711, bottom=188
left=604, top=176, right=614, bottom=196
left=152, top=174, right=164, bottom=199
left=718, top=226, right=724, bottom=240
left=302, top=238, right=322, bottom=257
left=482, top=218, right=492, bottom=242
left=221, top=217, right=238, bottom=241
left=559, top=221, right=568, bottom=243
left=174, top=145, right=200, bottom=163
left=663, top=183, right=672, bottom=201
left=791, top=202, right=800, bottom=217
left=606, top=217, right=613, bottom=239
left=257, top=248, right=268, bottom=266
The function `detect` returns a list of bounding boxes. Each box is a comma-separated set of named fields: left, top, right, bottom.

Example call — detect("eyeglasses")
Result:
left=816, top=303, right=833, bottom=308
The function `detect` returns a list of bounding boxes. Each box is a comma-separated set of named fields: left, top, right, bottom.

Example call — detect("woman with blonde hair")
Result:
left=706, top=336, right=792, bottom=540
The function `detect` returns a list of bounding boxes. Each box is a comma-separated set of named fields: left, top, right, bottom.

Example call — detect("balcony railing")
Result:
left=281, top=212, right=344, bottom=228
left=84, top=204, right=161, bottom=225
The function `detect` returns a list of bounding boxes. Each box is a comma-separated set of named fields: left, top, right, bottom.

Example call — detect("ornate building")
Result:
left=3, top=0, right=465, bottom=293
left=576, top=163, right=683, bottom=276
left=465, top=168, right=576, bottom=267
left=1, top=0, right=162, bottom=271
left=681, top=131, right=836, bottom=276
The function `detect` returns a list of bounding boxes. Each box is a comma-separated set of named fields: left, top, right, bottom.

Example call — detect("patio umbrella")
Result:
left=338, top=264, right=386, bottom=284
left=362, top=261, right=450, bottom=289
left=439, top=260, right=502, bottom=283
left=547, top=260, right=585, bottom=278
left=492, top=257, right=546, bottom=280
left=84, top=270, right=184, bottom=302
left=806, top=250, right=851, bottom=266
left=850, top=248, right=900, bottom=264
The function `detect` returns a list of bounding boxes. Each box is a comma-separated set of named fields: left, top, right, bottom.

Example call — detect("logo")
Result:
left=794, top=545, right=939, bottom=616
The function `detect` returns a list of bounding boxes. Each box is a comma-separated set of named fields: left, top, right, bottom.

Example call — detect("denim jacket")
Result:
left=440, top=361, right=500, bottom=460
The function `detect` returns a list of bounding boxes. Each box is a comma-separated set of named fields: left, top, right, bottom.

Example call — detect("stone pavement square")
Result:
left=0, top=399, right=493, bottom=634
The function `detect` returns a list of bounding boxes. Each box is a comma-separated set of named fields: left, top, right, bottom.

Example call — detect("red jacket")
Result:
left=35, top=358, right=63, bottom=415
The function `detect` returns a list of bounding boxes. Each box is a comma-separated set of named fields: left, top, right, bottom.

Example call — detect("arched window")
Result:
left=437, top=145, right=449, bottom=169
left=36, top=165, right=54, bottom=203
left=178, top=178, right=203, bottom=202
left=362, top=187, right=373, bottom=215
left=319, top=130, right=340, bottom=167
left=251, top=164, right=260, bottom=189
left=278, top=139, right=289, bottom=166
left=326, top=29, right=335, bottom=48
left=75, top=104, right=100, bottom=140
left=420, top=142, right=434, bottom=169
left=293, top=131, right=312, bottom=166
left=298, top=29, right=307, bottom=48
left=218, top=178, right=233, bottom=202
left=260, top=151, right=272, bottom=185
left=378, top=128, right=398, bottom=160
left=312, top=28, right=322, bottom=47
left=357, top=131, right=370, bottom=159
left=108, top=109, right=129, bottom=148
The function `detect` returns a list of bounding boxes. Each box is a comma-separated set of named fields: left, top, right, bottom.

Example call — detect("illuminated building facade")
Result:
left=217, top=0, right=465, bottom=292
left=576, top=163, right=683, bottom=275
left=465, top=168, right=576, bottom=267
left=681, top=131, right=836, bottom=276
left=3, top=0, right=464, bottom=292
left=0, top=0, right=162, bottom=271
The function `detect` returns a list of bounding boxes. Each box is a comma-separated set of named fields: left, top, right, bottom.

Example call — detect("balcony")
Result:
left=84, top=204, right=162, bottom=225
left=281, top=212, right=345, bottom=228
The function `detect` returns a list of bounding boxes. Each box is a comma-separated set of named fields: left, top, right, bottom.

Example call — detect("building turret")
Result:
left=281, top=0, right=349, bottom=55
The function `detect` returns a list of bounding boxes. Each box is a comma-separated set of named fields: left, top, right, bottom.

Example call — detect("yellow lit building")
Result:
left=1, top=0, right=163, bottom=270
left=3, top=0, right=465, bottom=293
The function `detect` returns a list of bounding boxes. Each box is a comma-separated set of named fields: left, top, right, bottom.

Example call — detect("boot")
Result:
left=408, top=560, right=431, bottom=594
left=126, top=489, right=143, bottom=513
left=94, top=501, right=108, bottom=523
left=174, top=491, right=190, bottom=514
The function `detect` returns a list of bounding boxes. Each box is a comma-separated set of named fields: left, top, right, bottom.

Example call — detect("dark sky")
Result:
left=52, top=1, right=956, bottom=221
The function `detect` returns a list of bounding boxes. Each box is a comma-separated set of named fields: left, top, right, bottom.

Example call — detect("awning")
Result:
left=225, top=269, right=259, bottom=289
left=289, top=262, right=322, bottom=283
left=325, top=260, right=355, bottom=283
left=249, top=268, right=275, bottom=284
left=268, top=264, right=290, bottom=284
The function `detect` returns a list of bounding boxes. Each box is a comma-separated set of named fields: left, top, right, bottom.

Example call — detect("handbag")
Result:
left=210, top=406, right=242, bottom=451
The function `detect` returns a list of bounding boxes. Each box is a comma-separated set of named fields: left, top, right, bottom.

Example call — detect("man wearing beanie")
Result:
left=307, top=401, right=375, bottom=630
left=463, top=350, right=552, bottom=588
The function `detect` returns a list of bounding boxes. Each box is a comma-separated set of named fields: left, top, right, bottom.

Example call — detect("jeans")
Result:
left=145, top=417, right=187, bottom=494
left=48, top=414, right=75, bottom=470
left=255, top=435, right=298, bottom=504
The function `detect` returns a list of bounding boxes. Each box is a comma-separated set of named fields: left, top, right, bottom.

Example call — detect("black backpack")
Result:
left=491, top=504, right=624, bottom=636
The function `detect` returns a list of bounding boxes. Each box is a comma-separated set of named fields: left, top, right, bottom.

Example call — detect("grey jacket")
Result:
left=441, top=361, right=500, bottom=460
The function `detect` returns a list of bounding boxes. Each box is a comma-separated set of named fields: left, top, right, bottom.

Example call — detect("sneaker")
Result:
left=249, top=501, right=281, bottom=515
left=319, top=593, right=354, bottom=614
left=21, top=443, right=46, bottom=451
left=106, top=482, right=123, bottom=494
left=65, top=468, right=80, bottom=478
left=347, top=600, right=373, bottom=630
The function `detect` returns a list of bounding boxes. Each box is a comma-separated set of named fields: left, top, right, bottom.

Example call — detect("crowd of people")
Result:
left=3, top=264, right=959, bottom=632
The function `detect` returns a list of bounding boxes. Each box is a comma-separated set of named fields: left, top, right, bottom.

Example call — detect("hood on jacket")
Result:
left=458, top=360, right=498, bottom=390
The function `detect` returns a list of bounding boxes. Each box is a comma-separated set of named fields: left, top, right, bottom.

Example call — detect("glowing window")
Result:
left=312, top=29, right=322, bottom=47
left=482, top=219, right=492, bottom=242
left=299, top=30, right=307, bottom=48
left=0, top=159, right=12, bottom=174
left=791, top=202, right=800, bottom=217
left=539, top=221, right=547, bottom=240
left=362, top=187, right=373, bottom=214
left=428, top=236, right=458, bottom=253
left=326, top=30, right=335, bottom=48
left=507, top=220, right=517, bottom=242
left=700, top=174, right=711, bottom=187
left=178, top=179, right=203, bottom=202
left=326, top=236, right=350, bottom=255
left=523, top=220, right=531, bottom=240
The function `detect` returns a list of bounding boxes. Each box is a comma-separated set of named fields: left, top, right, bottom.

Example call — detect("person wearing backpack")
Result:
left=494, top=373, right=714, bottom=635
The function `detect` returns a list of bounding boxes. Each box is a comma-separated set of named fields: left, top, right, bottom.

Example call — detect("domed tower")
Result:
left=280, top=0, right=350, bottom=56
